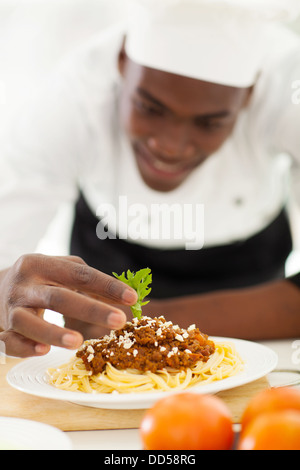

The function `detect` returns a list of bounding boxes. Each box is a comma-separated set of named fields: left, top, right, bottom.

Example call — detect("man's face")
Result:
left=118, top=50, right=252, bottom=192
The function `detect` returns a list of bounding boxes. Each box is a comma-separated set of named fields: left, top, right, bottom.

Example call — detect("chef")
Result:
left=0, top=0, right=299, bottom=358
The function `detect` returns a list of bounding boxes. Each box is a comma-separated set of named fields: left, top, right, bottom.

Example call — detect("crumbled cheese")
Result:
left=87, top=354, right=94, bottom=362
left=182, top=332, right=189, bottom=339
left=123, top=340, right=134, bottom=349
left=117, top=330, right=136, bottom=350
left=133, top=349, right=138, bottom=357
left=175, top=334, right=184, bottom=342
left=160, top=346, right=166, bottom=352
left=185, top=349, right=192, bottom=354
left=188, top=324, right=196, bottom=331
left=156, top=328, right=162, bottom=336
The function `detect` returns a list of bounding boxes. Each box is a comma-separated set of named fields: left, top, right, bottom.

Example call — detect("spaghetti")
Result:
left=47, top=316, right=244, bottom=394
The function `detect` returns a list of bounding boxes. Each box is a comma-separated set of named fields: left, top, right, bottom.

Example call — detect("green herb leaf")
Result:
left=113, top=268, right=152, bottom=320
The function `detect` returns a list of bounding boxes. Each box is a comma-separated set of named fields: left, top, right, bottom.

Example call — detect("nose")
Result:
left=147, top=123, right=196, bottom=160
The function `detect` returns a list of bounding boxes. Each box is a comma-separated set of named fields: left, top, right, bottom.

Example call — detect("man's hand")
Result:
left=0, top=254, right=138, bottom=358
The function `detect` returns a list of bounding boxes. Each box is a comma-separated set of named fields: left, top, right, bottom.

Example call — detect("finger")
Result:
left=24, top=285, right=127, bottom=330
left=49, top=256, right=86, bottom=263
left=64, top=256, right=87, bottom=263
left=33, top=255, right=138, bottom=305
left=9, top=308, right=84, bottom=350
left=0, top=330, right=50, bottom=358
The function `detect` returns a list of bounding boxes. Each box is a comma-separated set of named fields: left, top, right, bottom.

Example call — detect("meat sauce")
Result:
left=77, top=316, right=215, bottom=375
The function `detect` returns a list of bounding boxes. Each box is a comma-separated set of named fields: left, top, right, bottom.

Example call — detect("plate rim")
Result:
left=6, top=336, right=278, bottom=408
left=0, top=416, right=73, bottom=450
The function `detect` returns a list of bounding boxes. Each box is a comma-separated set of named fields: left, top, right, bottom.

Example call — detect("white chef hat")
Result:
left=125, top=0, right=300, bottom=87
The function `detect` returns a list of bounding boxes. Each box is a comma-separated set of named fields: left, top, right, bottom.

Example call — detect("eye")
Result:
left=194, top=118, right=223, bottom=131
left=133, top=99, right=164, bottom=117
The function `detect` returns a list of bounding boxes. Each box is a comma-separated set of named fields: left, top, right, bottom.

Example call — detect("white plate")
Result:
left=6, top=338, right=278, bottom=410
left=0, top=417, right=72, bottom=450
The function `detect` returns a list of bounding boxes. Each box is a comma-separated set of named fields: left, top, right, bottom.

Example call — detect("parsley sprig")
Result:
left=113, top=268, right=152, bottom=320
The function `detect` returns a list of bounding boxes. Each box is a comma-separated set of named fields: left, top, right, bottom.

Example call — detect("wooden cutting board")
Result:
left=0, top=356, right=269, bottom=431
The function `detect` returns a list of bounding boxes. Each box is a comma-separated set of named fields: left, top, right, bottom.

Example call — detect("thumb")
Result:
left=0, top=330, right=50, bottom=358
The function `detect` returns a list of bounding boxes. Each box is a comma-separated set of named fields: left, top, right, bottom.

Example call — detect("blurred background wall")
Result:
left=0, top=0, right=127, bottom=137
left=0, top=0, right=299, bottom=275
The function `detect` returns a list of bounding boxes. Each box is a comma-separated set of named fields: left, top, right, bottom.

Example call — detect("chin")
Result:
left=139, top=170, right=187, bottom=193
left=134, top=152, right=193, bottom=193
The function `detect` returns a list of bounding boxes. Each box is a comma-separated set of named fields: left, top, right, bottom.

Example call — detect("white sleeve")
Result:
left=0, top=71, right=86, bottom=270
left=272, top=45, right=300, bottom=207
left=0, top=26, right=124, bottom=270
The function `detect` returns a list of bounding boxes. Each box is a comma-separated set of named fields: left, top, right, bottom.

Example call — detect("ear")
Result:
left=118, top=37, right=128, bottom=77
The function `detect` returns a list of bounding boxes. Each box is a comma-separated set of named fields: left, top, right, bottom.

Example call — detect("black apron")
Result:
left=70, top=194, right=293, bottom=299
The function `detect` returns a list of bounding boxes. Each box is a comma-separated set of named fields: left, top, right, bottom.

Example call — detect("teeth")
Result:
left=153, top=160, right=183, bottom=173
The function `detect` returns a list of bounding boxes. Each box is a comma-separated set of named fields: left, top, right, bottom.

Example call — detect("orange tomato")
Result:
left=237, top=410, right=300, bottom=450
left=241, top=387, right=300, bottom=432
left=139, top=392, right=234, bottom=450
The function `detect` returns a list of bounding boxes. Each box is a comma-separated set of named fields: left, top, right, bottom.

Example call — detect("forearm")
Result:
left=0, top=268, right=10, bottom=331
left=145, top=280, right=300, bottom=341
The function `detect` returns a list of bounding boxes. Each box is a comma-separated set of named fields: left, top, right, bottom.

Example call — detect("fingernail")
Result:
left=35, top=344, right=49, bottom=355
left=108, top=311, right=126, bottom=329
left=122, top=289, right=137, bottom=304
left=62, top=333, right=81, bottom=348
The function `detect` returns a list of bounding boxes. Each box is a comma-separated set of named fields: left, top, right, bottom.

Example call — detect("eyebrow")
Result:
left=136, top=87, right=232, bottom=120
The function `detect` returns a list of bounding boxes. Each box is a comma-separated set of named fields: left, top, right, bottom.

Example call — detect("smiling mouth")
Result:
left=151, top=158, right=187, bottom=175
left=134, top=143, right=197, bottom=179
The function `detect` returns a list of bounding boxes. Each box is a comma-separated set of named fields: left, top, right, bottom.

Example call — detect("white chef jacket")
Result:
left=0, top=23, right=299, bottom=271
